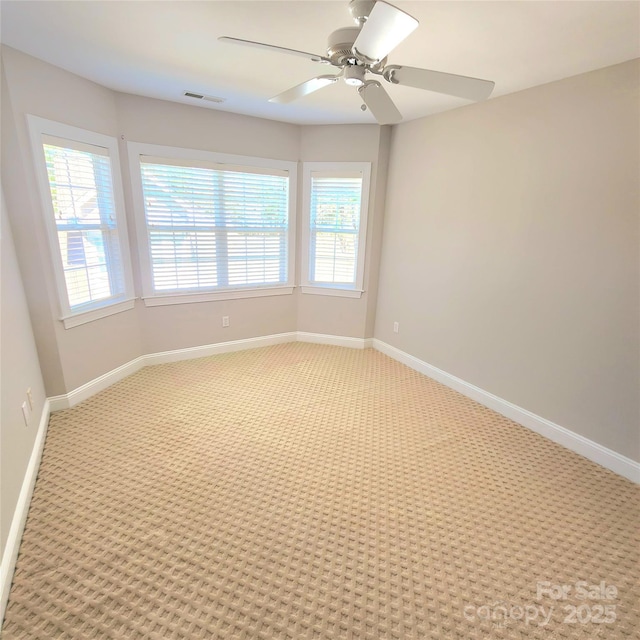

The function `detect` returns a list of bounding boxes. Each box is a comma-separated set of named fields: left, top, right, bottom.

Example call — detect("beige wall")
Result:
left=297, top=125, right=390, bottom=338
left=2, top=52, right=66, bottom=394
left=2, top=47, right=387, bottom=395
left=115, top=93, right=302, bottom=355
left=115, top=92, right=301, bottom=161
left=375, top=60, right=640, bottom=461
left=1, top=193, right=47, bottom=557
left=4, top=44, right=638, bottom=462
left=1, top=47, right=142, bottom=395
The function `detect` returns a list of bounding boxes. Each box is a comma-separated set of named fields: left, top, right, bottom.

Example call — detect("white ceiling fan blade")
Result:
left=218, top=37, right=331, bottom=64
left=385, top=65, right=495, bottom=101
left=269, top=75, right=341, bottom=104
left=352, top=1, right=418, bottom=63
left=358, top=81, right=402, bottom=125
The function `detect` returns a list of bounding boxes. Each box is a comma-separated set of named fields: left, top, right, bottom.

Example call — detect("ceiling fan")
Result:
left=219, top=0, right=495, bottom=125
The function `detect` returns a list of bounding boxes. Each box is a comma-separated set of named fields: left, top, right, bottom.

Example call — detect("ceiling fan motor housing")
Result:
left=327, top=27, right=361, bottom=65
left=326, top=26, right=387, bottom=71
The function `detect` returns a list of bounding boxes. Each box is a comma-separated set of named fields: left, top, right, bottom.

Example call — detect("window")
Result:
left=128, top=143, right=296, bottom=305
left=301, top=162, right=371, bottom=298
left=27, top=117, right=134, bottom=328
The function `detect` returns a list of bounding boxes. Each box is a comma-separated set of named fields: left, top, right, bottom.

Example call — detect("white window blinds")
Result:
left=139, top=158, right=290, bottom=292
left=308, top=172, right=364, bottom=286
left=42, top=135, right=127, bottom=310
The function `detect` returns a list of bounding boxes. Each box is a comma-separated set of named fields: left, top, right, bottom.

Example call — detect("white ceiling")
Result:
left=2, top=1, right=639, bottom=125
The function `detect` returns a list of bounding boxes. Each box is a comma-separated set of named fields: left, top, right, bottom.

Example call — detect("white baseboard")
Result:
left=0, top=399, right=51, bottom=622
left=49, top=357, right=146, bottom=411
left=4, top=331, right=368, bottom=619
left=5, top=334, right=637, bottom=627
left=297, top=332, right=373, bottom=349
left=46, top=334, right=638, bottom=482
left=50, top=334, right=298, bottom=410
left=373, top=339, right=640, bottom=484
left=144, top=332, right=298, bottom=366
left=47, top=332, right=372, bottom=411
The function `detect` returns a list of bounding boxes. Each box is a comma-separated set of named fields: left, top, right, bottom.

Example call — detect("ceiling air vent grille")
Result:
left=183, top=91, right=226, bottom=103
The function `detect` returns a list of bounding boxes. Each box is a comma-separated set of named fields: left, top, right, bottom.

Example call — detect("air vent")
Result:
left=183, top=91, right=226, bottom=103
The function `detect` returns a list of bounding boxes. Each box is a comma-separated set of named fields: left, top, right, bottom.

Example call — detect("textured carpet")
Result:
left=2, top=343, right=639, bottom=639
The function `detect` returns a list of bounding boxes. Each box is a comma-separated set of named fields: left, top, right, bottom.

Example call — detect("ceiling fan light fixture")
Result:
left=343, top=65, right=366, bottom=86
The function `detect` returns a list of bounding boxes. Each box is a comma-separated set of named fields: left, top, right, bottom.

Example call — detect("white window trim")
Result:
left=27, top=115, right=135, bottom=328
left=142, top=286, right=294, bottom=307
left=301, top=161, right=371, bottom=298
left=60, top=299, right=136, bottom=329
left=127, top=141, right=297, bottom=305
left=299, top=286, right=363, bottom=299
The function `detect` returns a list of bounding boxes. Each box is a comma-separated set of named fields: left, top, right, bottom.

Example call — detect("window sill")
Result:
left=300, top=286, right=363, bottom=299
left=143, top=286, right=294, bottom=307
left=61, top=298, right=136, bottom=329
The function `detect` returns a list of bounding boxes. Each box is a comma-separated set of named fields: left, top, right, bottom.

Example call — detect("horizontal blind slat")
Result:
left=308, top=174, right=362, bottom=286
left=140, top=159, right=289, bottom=292
left=44, top=140, right=125, bottom=309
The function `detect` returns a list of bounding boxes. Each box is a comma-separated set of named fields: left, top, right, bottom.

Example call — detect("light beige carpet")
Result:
left=3, top=343, right=639, bottom=639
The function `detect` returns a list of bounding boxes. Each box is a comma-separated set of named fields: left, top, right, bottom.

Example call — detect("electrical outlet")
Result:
left=222, top=315, right=230, bottom=328
left=393, top=321, right=399, bottom=334
left=26, top=387, right=34, bottom=410
left=21, top=401, right=31, bottom=426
